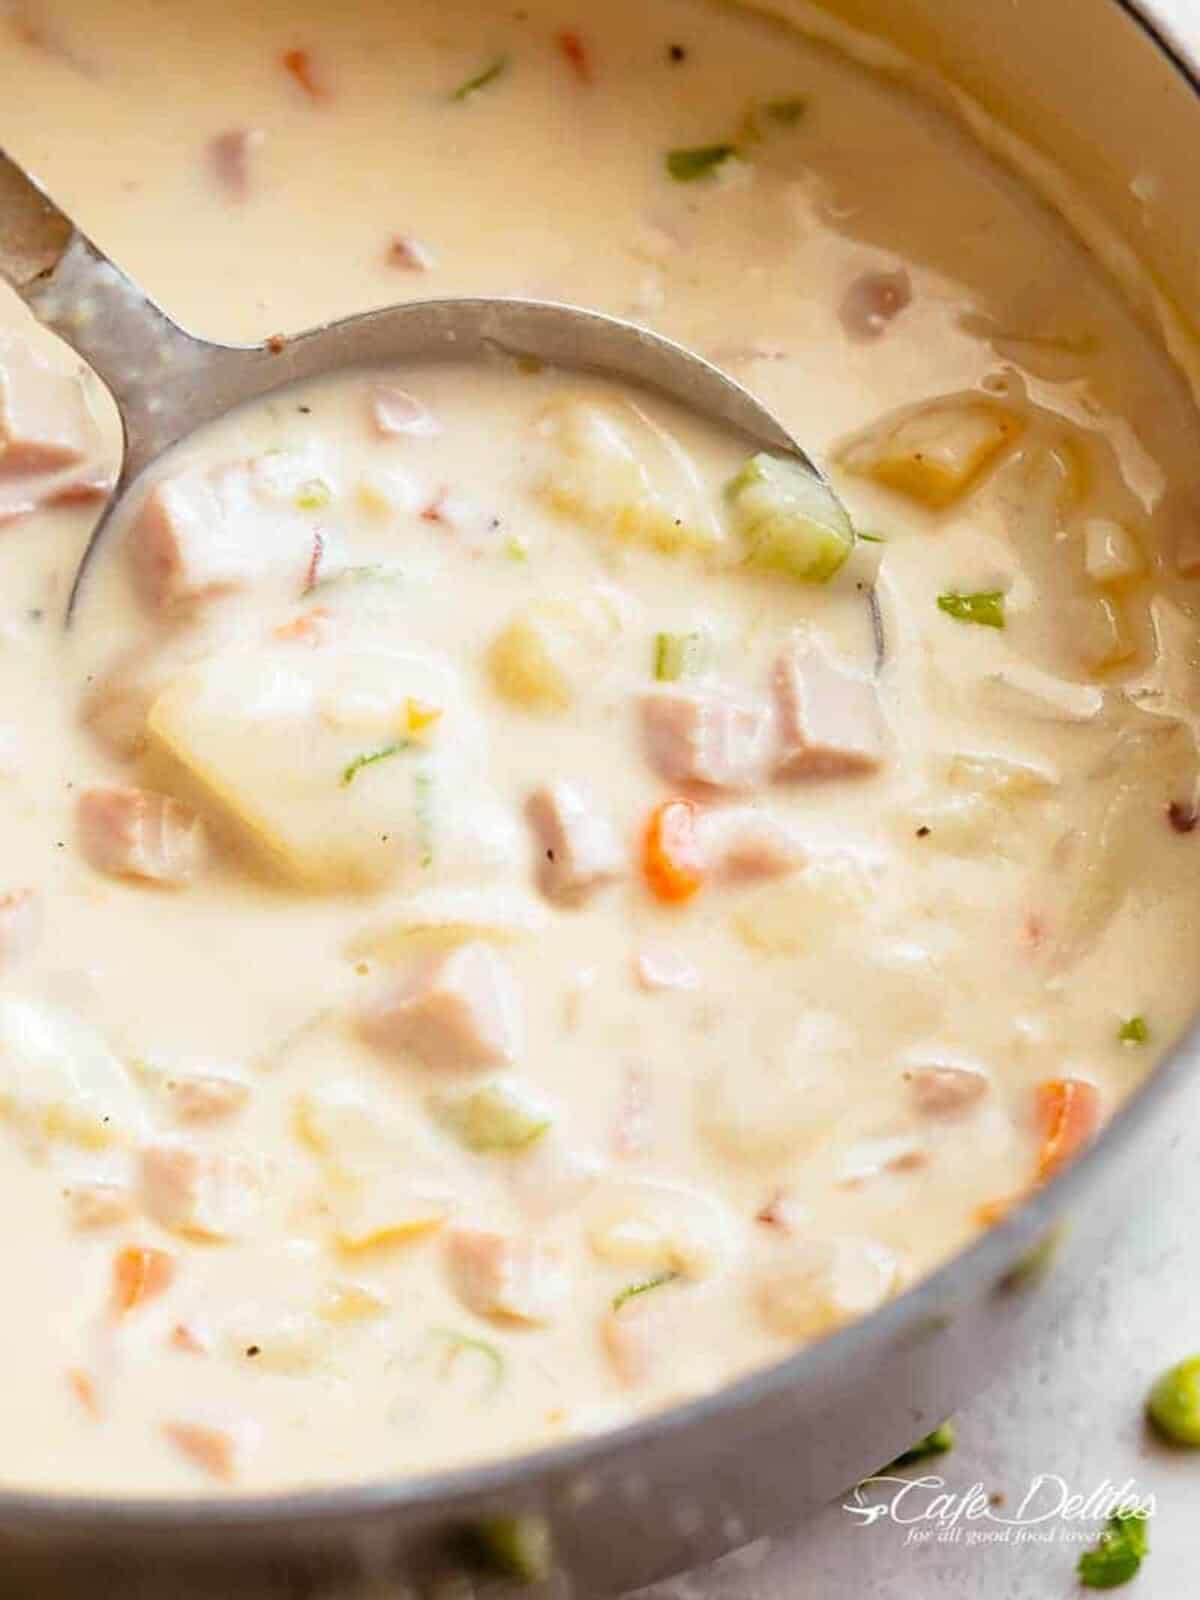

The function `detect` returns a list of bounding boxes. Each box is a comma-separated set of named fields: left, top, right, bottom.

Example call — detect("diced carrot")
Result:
left=1034, top=1077, right=1101, bottom=1182
left=272, top=607, right=330, bottom=645
left=974, top=1195, right=1017, bottom=1228
left=557, top=30, right=591, bottom=83
left=170, top=1322, right=208, bottom=1355
left=281, top=47, right=327, bottom=100
left=163, top=1421, right=238, bottom=1481
left=112, top=1245, right=175, bottom=1315
left=642, top=798, right=705, bottom=904
left=67, top=1368, right=100, bottom=1418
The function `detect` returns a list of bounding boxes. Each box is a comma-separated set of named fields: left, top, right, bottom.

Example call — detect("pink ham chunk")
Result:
left=602, top=1286, right=681, bottom=1385
left=447, top=1228, right=570, bottom=1324
left=129, top=461, right=262, bottom=612
left=0, top=889, right=40, bottom=968
left=526, top=781, right=624, bottom=905
left=0, top=337, right=93, bottom=477
left=695, top=806, right=805, bottom=881
left=640, top=686, right=774, bottom=791
left=369, top=383, right=437, bottom=438
left=362, top=941, right=519, bottom=1070
left=905, top=1063, right=989, bottom=1116
left=77, top=786, right=206, bottom=886
left=772, top=642, right=885, bottom=779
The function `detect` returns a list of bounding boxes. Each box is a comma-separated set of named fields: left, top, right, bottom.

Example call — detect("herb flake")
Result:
left=340, top=740, right=412, bottom=788
left=450, top=55, right=507, bottom=102
left=1078, top=1511, right=1150, bottom=1590
left=666, top=143, right=735, bottom=182
left=937, top=589, right=1006, bottom=629
left=430, top=1327, right=505, bottom=1396
left=1117, top=1015, right=1149, bottom=1045
left=612, top=1270, right=679, bottom=1312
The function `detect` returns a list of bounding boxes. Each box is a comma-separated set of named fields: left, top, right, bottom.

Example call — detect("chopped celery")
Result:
left=937, top=590, right=1005, bottom=629
left=1078, top=1512, right=1150, bottom=1589
left=414, top=768, right=435, bottom=869
left=340, top=740, right=413, bottom=788
left=612, top=1270, right=679, bottom=1311
left=887, top=1420, right=956, bottom=1469
left=429, top=1326, right=506, bottom=1396
left=1117, top=1015, right=1148, bottom=1045
left=506, top=535, right=530, bottom=562
left=431, top=1079, right=552, bottom=1152
left=666, top=144, right=735, bottom=182
left=295, top=478, right=332, bottom=511
left=726, top=453, right=854, bottom=582
left=450, top=55, right=507, bottom=101
left=653, top=630, right=709, bottom=682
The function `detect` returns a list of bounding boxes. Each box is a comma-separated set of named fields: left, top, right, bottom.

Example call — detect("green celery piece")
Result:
left=1078, top=1512, right=1150, bottom=1589
left=612, top=1270, right=679, bottom=1312
left=666, top=144, right=736, bottom=181
left=1117, top=1016, right=1149, bottom=1045
left=451, top=55, right=507, bottom=102
left=726, top=452, right=855, bottom=581
left=471, top=1516, right=554, bottom=1584
left=431, top=1080, right=552, bottom=1153
left=937, top=590, right=1005, bottom=629
left=887, top=1420, right=956, bottom=1469
left=1146, top=1355, right=1200, bottom=1446
left=654, top=630, right=709, bottom=682
left=295, top=477, right=332, bottom=510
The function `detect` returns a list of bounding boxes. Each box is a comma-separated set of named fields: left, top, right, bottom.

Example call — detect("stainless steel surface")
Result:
left=0, top=149, right=810, bottom=618
left=0, top=3, right=1199, bottom=1596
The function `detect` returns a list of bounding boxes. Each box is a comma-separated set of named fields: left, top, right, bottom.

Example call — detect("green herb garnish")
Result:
left=506, top=535, right=530, bottom=563
left=937, top=589, right=1005, bottom=629
left=1118, top=1015, right=1149, bottom=1045
left=764, top=96, right=807, bottom=125
left=414, top=767, right=435, bottom=869
left=1078, top=1511, right=1150, bottom=1590
left=430, top=1327, right=506, bottom=1396
left=612, top=1271, right=679, bottom=1312
left=887, top=1420, right=956, bottom=1469
left=857, top=530, right=886, bottom=544
left=340, top=740, right=412, bottom=788
left=666, top=143, right=736, bottom=182
left=295, top=478, right=332, bottom=511
left=451, top=55, right=507, bottom=101
left=654, top=630, right=709, bottom=682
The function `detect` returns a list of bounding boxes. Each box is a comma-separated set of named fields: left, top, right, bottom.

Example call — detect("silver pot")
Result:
left=2, top=3, right=1197, bottom=1594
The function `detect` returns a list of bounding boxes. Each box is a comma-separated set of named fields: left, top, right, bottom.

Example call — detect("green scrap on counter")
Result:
left=1077, top=1511, right=1150, bottom=1589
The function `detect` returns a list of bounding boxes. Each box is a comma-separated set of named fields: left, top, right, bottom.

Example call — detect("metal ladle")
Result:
left=0, top=147, right=838, bottom=623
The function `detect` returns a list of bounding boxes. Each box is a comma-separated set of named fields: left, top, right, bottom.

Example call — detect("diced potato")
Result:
left=332, top=1175, right=451, bottom=1255
left=318, top=1282, right=388, bottom=1323
left=1073, top=593, right=1136, bottom=672
left=726, top=454, right=854, bottom=581
left=900, top=792, right=1002, bottom=855
left=840, top=396, right=1024, bottom=508
left=147, top=640, right=465, bottom=888
left=347, top=887, right=549, bottom=961
left=587, top=1179, right=732, bottom=1280
left=732, top=853, right=876, bottom=956
left=755, top=1235, right=901, bottom=1339
left=0, top=995, right=146, bottom=1150
left=223, top=1310, right=332, bottom=1375
left=946, top=751, right=1058, bottom=797
left=1084, top=518, right=1144, bottom=586
left=537, top=395, right=723, bottom=555
left=488, top=591, right=623, bottom=712
left=431, top=1078, right=553, bottom=1152
left=981, top=662, right=1104, bottom=723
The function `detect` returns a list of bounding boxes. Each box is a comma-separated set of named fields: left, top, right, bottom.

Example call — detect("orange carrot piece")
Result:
left=67, top=1368, right=100, bottom=1418
left=163, top=1421, right=237, bottom=1481
left=281, top=47, right=327, bottom=100
left=272, top=606, right=330, bottom=645
left=1034, top=1077, right=1102, bottom=1183
left=557, top=30, right=591, bottom=83
left=112, top=1245, right=175, bottom=1315
left=642, top=798, right=705, bottom=905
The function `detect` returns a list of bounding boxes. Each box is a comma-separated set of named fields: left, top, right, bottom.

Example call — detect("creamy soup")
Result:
left=2, top=0, right=1200, bottom=1498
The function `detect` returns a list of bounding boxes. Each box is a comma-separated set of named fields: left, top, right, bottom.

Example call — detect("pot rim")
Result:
left=1, top=0, right=1197, bottom=1540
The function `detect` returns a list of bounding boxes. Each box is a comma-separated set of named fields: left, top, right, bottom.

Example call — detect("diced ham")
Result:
left=169, top=1073, right=251, bottom=1123
left=67, top=1182, right=135, bottom=1230
left=694, top=806, right=805, bottom=881
left=362, top=942, right=520, bottom=1070
left=208, top=128, right=264, bottom=200
left=446, top=1228, right=569, bottom=1324
left=385, top=235, right=436, bottom=272
left=0, top=460, right=113, bottom=526
left=602, top=1289, right=678, bottom=1386
left=839, top=268, right=912, bottom=341
left=526, top=781, right=624, bottom=905
left=369, top=382, right=437, bottom=438
left=0, top=337, right=93, bottom=476
left=129, top=461, right=262, bottom=612
left=0, top=889, right=40, bottom=968
left=905, top=1063, right=989, bottom=1116
left=139, top=1141, right=258, bottom=1240
left=772, top=642, right=885, bottom=779
left=77, top=786, right=206, bottom=886
left=640, top=686, right=774, bottom=791
left=634, top=944, right=699, bottom=991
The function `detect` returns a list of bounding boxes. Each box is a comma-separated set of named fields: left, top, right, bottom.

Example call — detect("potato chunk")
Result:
left=147, top=640, right=463, bottom=888
left=0, top=995, right=145, bottom=1149
left=488, top=590, right=623, bottom=712
left=537, top=395, right=722, bottom=554
left=840, top=396, right=1024, bottom=508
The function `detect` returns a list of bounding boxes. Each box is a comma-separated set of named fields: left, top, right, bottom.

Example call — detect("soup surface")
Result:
left=2, top=0, right=1200, bottom=1496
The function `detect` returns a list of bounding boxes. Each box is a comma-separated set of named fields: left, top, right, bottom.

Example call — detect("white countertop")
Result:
left=640, top=7, right=1200, bottom=1592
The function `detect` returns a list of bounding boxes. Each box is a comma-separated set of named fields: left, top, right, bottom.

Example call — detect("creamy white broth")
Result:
left=2, top=0, right=1200, bottom=1497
